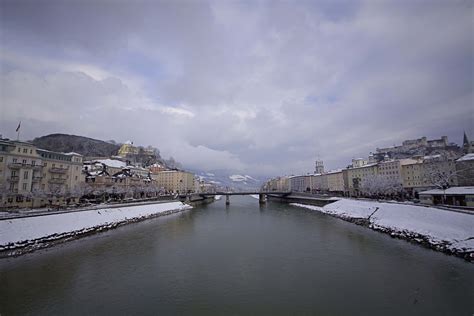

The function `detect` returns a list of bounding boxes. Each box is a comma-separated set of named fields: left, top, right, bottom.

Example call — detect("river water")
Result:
left=1, top=196, right=473, bottom=315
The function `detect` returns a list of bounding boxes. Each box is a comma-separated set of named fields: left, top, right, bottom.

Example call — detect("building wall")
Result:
left=326, top=171, right=344, bottom=193
left=151, top=170, right=195, bottom=193
left=289, top=175, right=311, bottom=192
left=345, top=164, right=378, bottom=195
left=0, top=140, right=85, bottom=209
left=310, top=174, right=328, bottom=192
left=0, top=140, right=42, bottom=208
left=455, top=159, right=474, bottom=186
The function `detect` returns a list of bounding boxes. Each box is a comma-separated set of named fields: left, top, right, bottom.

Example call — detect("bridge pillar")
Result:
left=259, top=194, right=266, bottom=204
left=226, top=195, right=230, bottom=205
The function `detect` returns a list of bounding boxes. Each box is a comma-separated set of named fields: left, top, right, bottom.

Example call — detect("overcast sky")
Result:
left=1, top=0, right=472, bottom=177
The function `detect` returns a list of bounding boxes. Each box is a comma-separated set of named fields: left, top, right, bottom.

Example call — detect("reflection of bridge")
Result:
left=200, top=191, right=291, bottom=205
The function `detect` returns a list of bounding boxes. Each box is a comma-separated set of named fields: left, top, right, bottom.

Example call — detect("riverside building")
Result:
left=0, top=139, right=85, bottom=209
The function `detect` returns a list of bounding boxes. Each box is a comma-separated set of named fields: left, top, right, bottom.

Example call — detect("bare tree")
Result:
left=360, top=175, right=403, bottom=198
left=423, top=162, right=459, bottom=204
left=0, top=182, right=10, bottom=210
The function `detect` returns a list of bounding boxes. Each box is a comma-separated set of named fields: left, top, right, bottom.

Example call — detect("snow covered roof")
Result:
left=64, top=152, right=82, bottom=156
left=423, top=154, right=442, bottom=160
left=150, top=163, right=164, bottom=167
left=349, top=163, right=378, bottom=170
left=325, top=169, right=343, bottom=174
left=94, top=159, right=126, bottom=168
left=457, top=153, right=474, bottom=162
left=419, top=186, right=474, bottom=196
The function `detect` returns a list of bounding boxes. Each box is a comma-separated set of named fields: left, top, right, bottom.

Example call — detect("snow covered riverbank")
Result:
left=291, top=199, right=474, bottom=261
left=0, top=201, right=192, bottom=257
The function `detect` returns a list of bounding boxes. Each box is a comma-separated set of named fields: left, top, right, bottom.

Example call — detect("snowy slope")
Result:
left=292, top=199, right=474, bottom=254
left=0, top=202, right=191, bottom=248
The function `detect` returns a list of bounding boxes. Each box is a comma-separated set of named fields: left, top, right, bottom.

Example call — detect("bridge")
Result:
left=199, top=191, right=291, bottom=205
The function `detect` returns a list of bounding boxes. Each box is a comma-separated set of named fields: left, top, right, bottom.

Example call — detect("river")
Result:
left=1, top=196, right=473, bottom=315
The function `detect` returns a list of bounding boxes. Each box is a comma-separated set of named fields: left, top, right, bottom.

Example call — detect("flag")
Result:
left=16, top=121, right=21, bottom=132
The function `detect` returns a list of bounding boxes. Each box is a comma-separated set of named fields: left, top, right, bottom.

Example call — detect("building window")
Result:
left=44, top=162, right=47, bottom=167
left=0, top=157, right=3, bottom=162
left=16, top=195, right=24, bottom=202
left=22, top=183, right=27, bottom=190
left=23, top=148, right=27, bottom=153
left=24, top=171, right=28, bottom=179
left=11, top=170, right=17, bottom=176
left=22, top=159, right=27, bottom=165
left=13, top=158, right=17, bottom=163
left=18, top=148, right=21, bottom=152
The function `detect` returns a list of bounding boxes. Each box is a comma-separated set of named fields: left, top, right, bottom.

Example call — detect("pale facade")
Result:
left=289, top=175, right=311, bottom=192
left=151, top=170, right=195, bottom=193
left=401, top=159, right=458, bottom=195
left=455, top=154, right=474, bottom=186
left=310, top=174, right=328, bottom=192
left=0, top=139, right=85, bottom=209
left=265, top=176, right=290, bottom=191
left=344, top=163, right=378, bottom=196
left=326, top=170, right=344, bottom=193
left=0, top=140, right=43, bottom=208
left=378, top=160, right=403, bottom=185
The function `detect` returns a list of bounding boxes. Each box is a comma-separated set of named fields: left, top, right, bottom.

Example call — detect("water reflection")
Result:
left=1, top=196, right=473, bottom=315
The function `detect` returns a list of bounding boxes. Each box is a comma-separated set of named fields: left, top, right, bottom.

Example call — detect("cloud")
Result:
left=0, top=0, right=472, bottom=177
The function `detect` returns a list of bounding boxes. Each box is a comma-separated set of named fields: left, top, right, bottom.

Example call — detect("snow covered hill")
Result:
left=193, top=170, right=262, bottom=190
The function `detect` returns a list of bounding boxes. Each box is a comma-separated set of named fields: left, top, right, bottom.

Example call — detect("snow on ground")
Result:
left=291, top=198, right=474, bottom=252
left=457, top=153, right=474, bottom=161
left=0, top=202, right=191, bottom=247
left=214, top=195, right=222, bottom=200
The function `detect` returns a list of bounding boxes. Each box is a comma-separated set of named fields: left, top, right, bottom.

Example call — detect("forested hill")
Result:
left=31, top=134, right=121, bottom=157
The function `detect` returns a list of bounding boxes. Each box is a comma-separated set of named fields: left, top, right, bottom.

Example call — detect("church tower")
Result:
left=314, top=160, right=324, bottom=174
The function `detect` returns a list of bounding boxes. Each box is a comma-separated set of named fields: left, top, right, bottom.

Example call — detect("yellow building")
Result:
left=151, top=170, right=195, bottom=193
left=118, top=141, right=138, bottom=157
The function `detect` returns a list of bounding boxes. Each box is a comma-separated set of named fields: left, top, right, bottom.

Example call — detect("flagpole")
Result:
left=16, top=121, right=21, bottom=141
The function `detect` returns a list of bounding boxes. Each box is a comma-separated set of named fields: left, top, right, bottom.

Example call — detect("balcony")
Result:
left=7, top=176, right=19, bottom=182
left=50, top=167, right=68, bottom=174
left=49, top=177, right=67, bottom=184
left=8, top=163, right=22, bottom=169
left=32, top=176, right=43, bottom=182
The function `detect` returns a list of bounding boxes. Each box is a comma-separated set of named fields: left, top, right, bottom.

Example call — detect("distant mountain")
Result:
left=193, top=170, right=263, bottom=191
left=31, top=134, right=121, bottom=157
